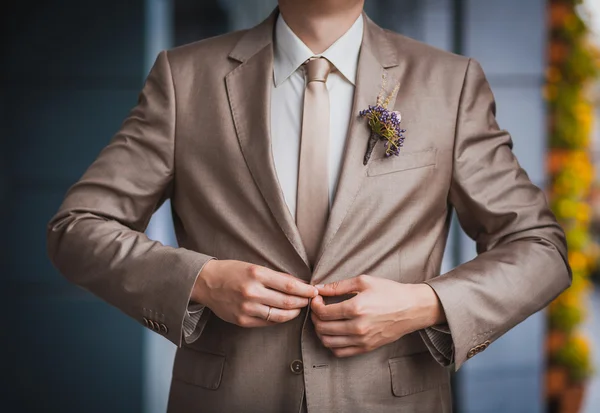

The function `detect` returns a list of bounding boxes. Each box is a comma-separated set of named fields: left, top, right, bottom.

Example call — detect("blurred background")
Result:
left=2, top=0, right=600, bottom=412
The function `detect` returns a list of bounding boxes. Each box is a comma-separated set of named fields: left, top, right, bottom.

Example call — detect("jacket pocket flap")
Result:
left=388, top=351, right=449, bottom=397
left=367, top=148, right=437, bottom=176
left=172, top=347, right=226, bottom=390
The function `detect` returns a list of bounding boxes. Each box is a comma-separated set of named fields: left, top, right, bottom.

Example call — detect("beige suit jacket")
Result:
left=47, top=9, right=571, bottom=413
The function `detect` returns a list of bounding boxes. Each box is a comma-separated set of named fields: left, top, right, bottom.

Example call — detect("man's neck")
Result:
left=277, top=0, right=364, bottom=54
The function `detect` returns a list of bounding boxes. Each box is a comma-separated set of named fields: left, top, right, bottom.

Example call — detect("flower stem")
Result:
left=363, top=131, right=379, bottom=165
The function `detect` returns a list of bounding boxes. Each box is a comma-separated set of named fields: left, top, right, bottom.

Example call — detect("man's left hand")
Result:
left=311, top=275, right=446, bottom=357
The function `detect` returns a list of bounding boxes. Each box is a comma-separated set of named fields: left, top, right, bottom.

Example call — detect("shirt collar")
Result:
left=273, top=13, right=364, bottom=87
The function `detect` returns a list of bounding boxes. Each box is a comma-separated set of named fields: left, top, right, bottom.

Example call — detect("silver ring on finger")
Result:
left=266, top=306, right=273, bottom=321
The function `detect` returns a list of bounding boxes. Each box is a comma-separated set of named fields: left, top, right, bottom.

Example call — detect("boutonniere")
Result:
left=359, top=75, right=405, bottom=165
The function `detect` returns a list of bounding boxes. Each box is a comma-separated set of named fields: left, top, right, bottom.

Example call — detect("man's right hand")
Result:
left=191, top=260, right=318, bottom=327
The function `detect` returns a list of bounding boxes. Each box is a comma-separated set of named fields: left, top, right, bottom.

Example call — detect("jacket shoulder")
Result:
left=384, top=28, right=470, bottom=71
left=164, top=29, right=249, bottom=69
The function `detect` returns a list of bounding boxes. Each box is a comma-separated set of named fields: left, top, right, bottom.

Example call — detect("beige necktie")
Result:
left=296, top=57, right=333, bottom=268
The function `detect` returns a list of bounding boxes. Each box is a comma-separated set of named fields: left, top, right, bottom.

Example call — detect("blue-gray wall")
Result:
left=4, top=2, right=147, bottom=412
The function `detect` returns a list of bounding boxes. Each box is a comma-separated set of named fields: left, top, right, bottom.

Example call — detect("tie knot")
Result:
left=303, top=57, right=332, bottom=83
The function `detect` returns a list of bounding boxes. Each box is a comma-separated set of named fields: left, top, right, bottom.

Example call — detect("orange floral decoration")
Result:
left=545, top=0, right=599, bottom=412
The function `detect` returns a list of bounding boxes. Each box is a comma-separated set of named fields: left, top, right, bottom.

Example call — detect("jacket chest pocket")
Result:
left=367, top=148, right=437, bottom=177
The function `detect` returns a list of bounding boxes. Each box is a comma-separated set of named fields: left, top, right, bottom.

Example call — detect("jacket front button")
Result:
left=290, top=360, right=303, bottom=374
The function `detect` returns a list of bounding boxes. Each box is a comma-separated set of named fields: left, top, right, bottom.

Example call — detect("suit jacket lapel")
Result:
left=224, top=10, right=402, bottom=274
left=312, top=13, right=401, bottom=275
left=225, top=10, right=310, bottom=269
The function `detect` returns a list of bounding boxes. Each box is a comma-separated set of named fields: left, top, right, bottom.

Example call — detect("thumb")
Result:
left=315, top=276, right=368, bottom=296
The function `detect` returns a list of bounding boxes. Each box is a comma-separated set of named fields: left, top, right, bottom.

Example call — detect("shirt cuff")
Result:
left=430, top=323, right=451, bottom=334
left=420, top=325, right=455, bottom=367
left=182, top=304, right=206, bottom=344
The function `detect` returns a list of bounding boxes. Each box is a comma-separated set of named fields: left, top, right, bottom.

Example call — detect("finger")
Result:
left=236, top=315, right=274, bottom=328
left=316, top=275, right=369, bottom=297
left=311, top=294, right=357, bottom=321
left=311, top=294, right=325, bottom=308
left=264, top=306, right=301, bottom=323
left=261, top=269, right=319, bottom=298
left=242, top=302, right=302, bottom=324
left=260, top=287, right=310, bottom=310
left=311, top=313, right=358, bottom=335
left=331, top=346, right=368, bottom=358
left=319, top=334, right=362, bottom=348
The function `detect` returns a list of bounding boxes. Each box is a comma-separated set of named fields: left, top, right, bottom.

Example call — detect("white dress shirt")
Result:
left=182, top=13, right=363, bottom=343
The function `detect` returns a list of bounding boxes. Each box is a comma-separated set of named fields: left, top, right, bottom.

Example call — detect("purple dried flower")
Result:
left=359, top=104, right=407, bottom=163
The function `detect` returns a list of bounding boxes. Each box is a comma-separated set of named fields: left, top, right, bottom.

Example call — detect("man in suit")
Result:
left=46, top=0, right=572, bottom=412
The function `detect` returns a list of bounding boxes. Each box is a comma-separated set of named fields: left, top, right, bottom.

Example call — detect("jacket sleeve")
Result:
left=46, top=50, right=216, bottom=347
left=423, top=58, right=572, bottom=370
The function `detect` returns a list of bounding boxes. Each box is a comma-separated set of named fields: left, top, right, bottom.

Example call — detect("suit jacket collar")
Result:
left=228, top=8, right=399, bottom=69
left=226, top=7, right=402, bottom=277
